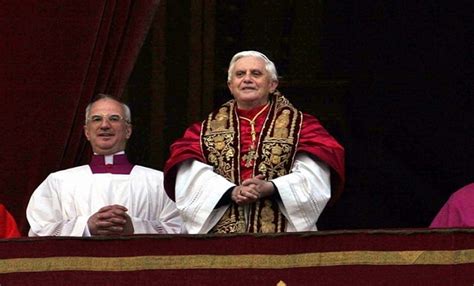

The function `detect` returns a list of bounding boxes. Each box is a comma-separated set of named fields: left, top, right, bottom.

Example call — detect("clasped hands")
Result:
left=231, top=174, right=275, bottom=205
left=87, top=204, right=134, bottom=236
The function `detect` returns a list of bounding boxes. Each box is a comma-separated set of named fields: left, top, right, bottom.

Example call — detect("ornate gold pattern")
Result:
left=242, top=149, right=257, bottom=168
left=260, top=200, right=276, bottom=233
left=202, top=103, right=237, bottom=183
left=273, top=109, right=290, bottom=138
left=257, top=96, right=302, bottom=182
left=210, top=206, right=246, bottom=233
left=201, top=92, right=303, bottom=233
left=210, top=107, right=229, bottom=131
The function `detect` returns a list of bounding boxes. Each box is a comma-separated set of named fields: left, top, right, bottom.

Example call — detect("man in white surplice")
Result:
left=27, top=95, right=181, bottom=236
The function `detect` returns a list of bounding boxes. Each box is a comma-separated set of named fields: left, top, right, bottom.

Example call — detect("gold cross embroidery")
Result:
left=242, top=149, right=257, bottom=167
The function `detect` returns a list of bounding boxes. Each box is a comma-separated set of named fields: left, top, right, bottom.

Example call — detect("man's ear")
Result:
left=84, top=125, right=91, bottom=141
left=270, top=80, right=279, bottom=93
left=126, top=125, right=132, bottom=139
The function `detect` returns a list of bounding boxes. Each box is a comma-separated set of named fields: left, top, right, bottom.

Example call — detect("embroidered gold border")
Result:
left=201, top=92, right=303, bottom=233
left=2, top=249, right=474, bottom=273
left=201, top=102, right=239, bottom=184
left=255, top=93, right=302, bottom=180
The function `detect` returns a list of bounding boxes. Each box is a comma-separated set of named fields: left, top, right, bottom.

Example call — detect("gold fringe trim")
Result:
left=2, top=249, right=474, bottom=273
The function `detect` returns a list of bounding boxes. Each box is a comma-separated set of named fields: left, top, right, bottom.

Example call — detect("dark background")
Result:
left=125, top=1, right=473, bottom=230
left=1, top=1, right=472, bottom=233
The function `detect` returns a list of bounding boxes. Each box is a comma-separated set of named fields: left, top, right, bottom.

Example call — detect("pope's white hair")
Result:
left=227, top=50, right=278, bottom=83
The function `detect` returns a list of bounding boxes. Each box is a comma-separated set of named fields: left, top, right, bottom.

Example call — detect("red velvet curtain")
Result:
left=0, top=0, right=159, bottom=234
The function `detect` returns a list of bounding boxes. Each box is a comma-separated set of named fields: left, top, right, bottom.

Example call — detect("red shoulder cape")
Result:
left=164, top=113, right=345, bottom=204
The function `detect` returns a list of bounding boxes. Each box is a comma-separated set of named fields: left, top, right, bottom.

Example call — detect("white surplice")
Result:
left=27, top=165, right=181, bottom=236
left=175, top=153, right=331, bottom=234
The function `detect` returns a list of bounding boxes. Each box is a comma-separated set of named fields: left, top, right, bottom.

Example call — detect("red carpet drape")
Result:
left=2, top=230, right=474, bottom=285
left=0, top=0, right=160, bottom=234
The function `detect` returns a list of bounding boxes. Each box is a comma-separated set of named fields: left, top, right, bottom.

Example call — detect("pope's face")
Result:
left=227, top=56, right=278, bottom=110
left=84, top=98, right=132, bottom=155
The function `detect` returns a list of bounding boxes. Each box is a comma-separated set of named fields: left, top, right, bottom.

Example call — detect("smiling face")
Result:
left=84, top=98, right=132, bottom=155
left=227, top=56, right=278, bottom=110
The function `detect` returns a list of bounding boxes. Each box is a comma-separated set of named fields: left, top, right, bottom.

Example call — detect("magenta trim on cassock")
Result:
left=89, top=154, right=134, bottom=174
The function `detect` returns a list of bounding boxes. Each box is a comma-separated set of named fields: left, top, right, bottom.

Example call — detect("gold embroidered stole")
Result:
left=201, top=92, right=303, bottom=233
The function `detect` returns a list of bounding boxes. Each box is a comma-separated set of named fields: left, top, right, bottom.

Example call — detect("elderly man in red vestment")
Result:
left=0, top=203, right=20, bottom=238
left=164, top=51, right=345, bottom=234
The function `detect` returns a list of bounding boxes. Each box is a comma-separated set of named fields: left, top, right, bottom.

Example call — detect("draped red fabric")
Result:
left=0, top=204, right=20, bottom=238
left=164, top=110, right=345, bottom=203
left=2, top=230, right=474, bottom=285
left=0, top=0, right=159, bottom=235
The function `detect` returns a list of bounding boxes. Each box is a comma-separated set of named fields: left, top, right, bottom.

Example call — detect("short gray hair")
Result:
left=227, top=50, right=278, bottom=83
left=85, top=94, right=131, bottom=124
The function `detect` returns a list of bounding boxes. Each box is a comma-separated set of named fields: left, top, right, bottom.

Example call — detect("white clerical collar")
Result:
left=93, top=151, right=125, bottom=165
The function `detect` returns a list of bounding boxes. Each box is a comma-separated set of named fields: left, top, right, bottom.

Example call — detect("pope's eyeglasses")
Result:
left=86, top=114, right=130, bottom=125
